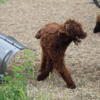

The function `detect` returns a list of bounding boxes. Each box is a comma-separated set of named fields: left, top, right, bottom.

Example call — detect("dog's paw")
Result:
left=67, top=83, right=76, bottom=89
left=37, top=74, right=44, bottom=81
left=37, top=73, right=49, bottom=81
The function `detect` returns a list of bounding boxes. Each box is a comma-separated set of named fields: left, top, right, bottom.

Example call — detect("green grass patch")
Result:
left=0, top=0, right=8, bottom=4
left=0, top=49, right=35, bottom=100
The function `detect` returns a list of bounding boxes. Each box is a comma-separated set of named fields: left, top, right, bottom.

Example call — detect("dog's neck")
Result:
left=61, top=36, right=73, bottom=47
left=66, top=37, right=73, bottom=46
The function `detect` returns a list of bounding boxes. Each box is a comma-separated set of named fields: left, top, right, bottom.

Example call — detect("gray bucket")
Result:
left=0, top=33, right=27, bottom=75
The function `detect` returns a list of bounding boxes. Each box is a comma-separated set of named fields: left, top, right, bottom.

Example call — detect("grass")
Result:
left=34, top=95, right=50, bottom=100
left=0, top=49, right=35, bottom=100
left=0, top=0, right=8, bottom=4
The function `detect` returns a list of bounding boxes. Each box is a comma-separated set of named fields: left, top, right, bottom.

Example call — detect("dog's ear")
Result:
left=58, top=25, right=68, bottom=38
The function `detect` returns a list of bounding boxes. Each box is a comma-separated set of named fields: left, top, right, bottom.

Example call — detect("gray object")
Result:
left=0, top=33, right=27, bottom=75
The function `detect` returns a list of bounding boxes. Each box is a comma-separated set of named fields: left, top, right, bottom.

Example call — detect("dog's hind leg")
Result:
left=37, top=57, right=53, bottom=81
left=39, top=53, right=47, bottom=73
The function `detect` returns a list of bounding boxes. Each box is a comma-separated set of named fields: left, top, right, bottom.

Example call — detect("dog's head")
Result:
left=64, top=19, right=87, bottom=45
left=93, top=15, right=100, bottom=33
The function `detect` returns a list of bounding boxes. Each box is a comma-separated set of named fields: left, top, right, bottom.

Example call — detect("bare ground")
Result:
left=0, top=0, right=100, bottom=100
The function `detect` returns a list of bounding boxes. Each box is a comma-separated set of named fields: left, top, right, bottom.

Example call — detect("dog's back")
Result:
left=35, top=23, right=61, bottom=39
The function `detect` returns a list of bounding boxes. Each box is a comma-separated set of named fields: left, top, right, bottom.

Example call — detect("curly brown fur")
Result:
left=93, top=15, right=100, bottom=33
left=35, top=19, right=87, bottom=89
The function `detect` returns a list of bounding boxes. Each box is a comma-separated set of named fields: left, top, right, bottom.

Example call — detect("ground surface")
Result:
left=0, top=0, right=100, bottom=100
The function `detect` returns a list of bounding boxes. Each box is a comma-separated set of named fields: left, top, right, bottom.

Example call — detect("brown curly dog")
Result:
left=35, top=19, right=87, bottom=89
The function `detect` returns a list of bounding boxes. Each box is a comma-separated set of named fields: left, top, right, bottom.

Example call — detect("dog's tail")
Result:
left=35, top=30, right=42, bottom=39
